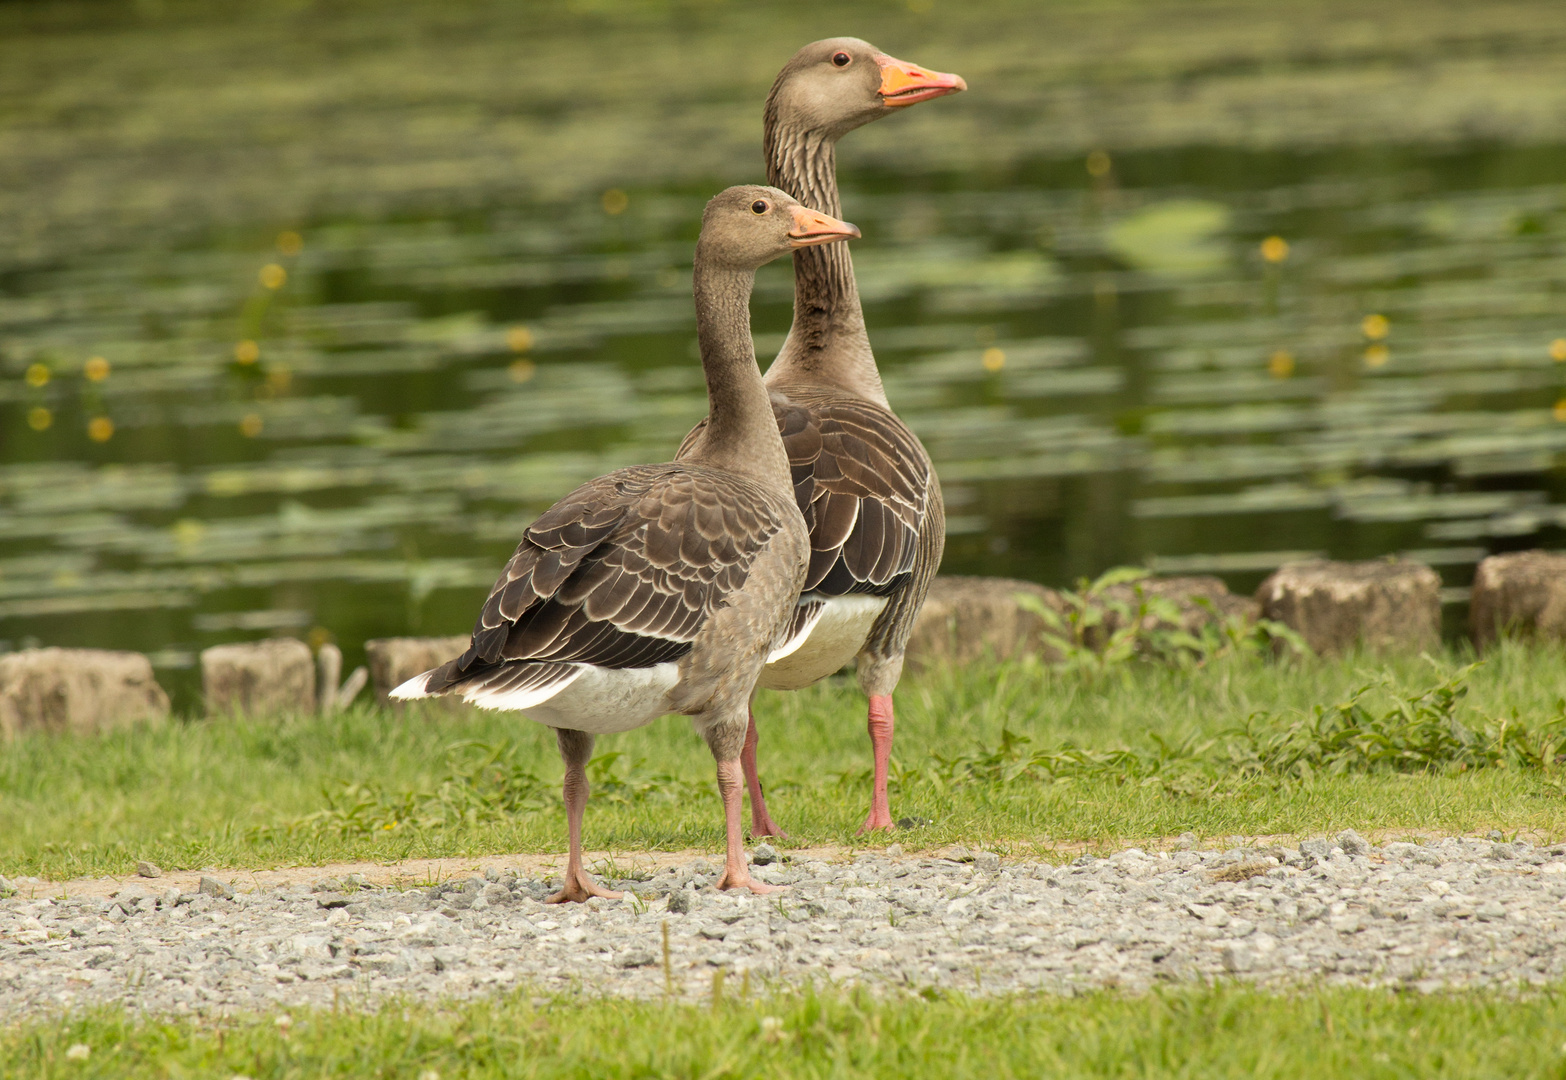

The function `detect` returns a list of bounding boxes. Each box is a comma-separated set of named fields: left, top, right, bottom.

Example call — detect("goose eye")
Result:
left=831, top=51, right=851, bottom=67
left=750, top=199, right=769, bottom=215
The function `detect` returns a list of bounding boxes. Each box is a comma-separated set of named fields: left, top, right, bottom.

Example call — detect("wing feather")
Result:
left=772, top=394, right=930, bottom=597
left=421, top=464, right=786, bottom=697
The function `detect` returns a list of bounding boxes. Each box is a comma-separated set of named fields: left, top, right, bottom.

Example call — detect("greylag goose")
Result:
left=679, top=39, right=964, bottom=835
left=393, top=186, right=861, bottom=901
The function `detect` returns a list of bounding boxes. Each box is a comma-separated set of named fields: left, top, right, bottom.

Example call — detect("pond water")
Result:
left=3, top=4, right=1565, bottom=705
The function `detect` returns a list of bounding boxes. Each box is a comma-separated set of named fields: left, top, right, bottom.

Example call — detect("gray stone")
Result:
left=0, top=648, right=169, bottom=739
left=1469, top=550, right=1566, bottom=651
left=975, top=852, right=1002, bottom=873
left=136, top=861, right=163, bottom=879
left=1300, top=838, right=1334, bottom=860
left=198, top=875, right=234, bottom=900
left=317, top=643, right=343, bottom=715
left=751, top=843, right=779, bottom=866
left=666, top=890, right=693, bottom=915
left=1335, top=829, right=1369, bottom=856
left=363, top=636, right=470, bottom=704
left=201, top=639, right=315, bottom=716
left=904, top=575, right=1067, bottom=668
left=1256, top=559, right=1441, bottom=655
left=618, top=949, right=656, bottom=968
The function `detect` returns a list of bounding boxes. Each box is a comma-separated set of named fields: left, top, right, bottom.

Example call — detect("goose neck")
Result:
left=690, top=260, right=791, bottom=491
left=764, top=121, right=887, bottom=406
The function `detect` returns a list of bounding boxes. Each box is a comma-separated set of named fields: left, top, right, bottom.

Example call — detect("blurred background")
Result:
left=3, top=0, right=1565, bottom=706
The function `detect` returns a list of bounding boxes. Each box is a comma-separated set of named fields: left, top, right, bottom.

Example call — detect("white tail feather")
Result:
left=460, top=667, right=584, bottom=712
left=389, top=670, right=436, bottom=700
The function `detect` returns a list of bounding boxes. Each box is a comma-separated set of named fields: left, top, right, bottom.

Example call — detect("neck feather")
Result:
left=764, top=121, right=887, bottom=405
left=688, top=259, right=790, bottom=490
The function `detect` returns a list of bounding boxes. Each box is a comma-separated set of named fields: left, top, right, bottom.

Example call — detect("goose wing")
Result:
left=677, top=394, right=930, bottom=598
left=774, top=395, right=929, bottom=597
left=416, top=464, right=785, bottom=694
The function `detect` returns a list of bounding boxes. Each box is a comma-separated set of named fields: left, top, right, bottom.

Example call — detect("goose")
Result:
left=679, top=39, right=964, bottom=835
left=393, top=186, right=861, bottom=901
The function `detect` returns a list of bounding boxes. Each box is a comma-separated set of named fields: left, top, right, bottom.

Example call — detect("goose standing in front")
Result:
left=679, top=39, right=965, bottom=835
left=393, top=187, right=861, bottom=901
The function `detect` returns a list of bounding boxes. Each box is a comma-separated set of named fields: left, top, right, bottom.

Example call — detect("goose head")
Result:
left=697, top=186, right=860, bottom=271
left=767, top=37, right=966, bottom=139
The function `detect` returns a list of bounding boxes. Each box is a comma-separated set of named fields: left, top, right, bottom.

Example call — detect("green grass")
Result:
left=4, top=644, right=1566, bottom=882
left=6, top=983, right=1566, bottom=1079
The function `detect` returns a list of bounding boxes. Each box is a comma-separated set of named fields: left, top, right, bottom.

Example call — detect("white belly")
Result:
left=758, top=595, right=887, bottom=691
left=470, top=663, right=680, bottom=735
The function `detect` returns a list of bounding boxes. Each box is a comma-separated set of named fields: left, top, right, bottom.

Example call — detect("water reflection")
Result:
left=2, top=7, right=1565, bottom=706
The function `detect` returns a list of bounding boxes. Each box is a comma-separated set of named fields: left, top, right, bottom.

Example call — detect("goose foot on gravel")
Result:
left=716, top=759, right=784, bottom=894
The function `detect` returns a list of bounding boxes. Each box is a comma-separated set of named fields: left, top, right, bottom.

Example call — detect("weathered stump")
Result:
left=1469, top=550, right=1566, bottom=651
left=1255, top=559, right=1440, bottom=655
left=1088, top=575, right=1260, bottom=649
left=905, top=576, right=1066, bottom=667
left=201, top=639, right=315, bottom=716
left=0, top=648, right=169, bottom=739
left=364, top=635, right=470, bottom=703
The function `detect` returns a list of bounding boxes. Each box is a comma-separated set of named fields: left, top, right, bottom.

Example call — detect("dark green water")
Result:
left=3, top=4, right=1565, bottom=706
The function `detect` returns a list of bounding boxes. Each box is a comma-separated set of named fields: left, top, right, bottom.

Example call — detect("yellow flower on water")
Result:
left=982, top=347, right=1006, bottom=373
left=235, top=340, right=260, bottom=364
left=239, top=413, right=264, bottom=438
left=506, top=326, right=534, bottom=353
left=84, top=356, right=110, bottom=381
left=27, top=406, right=52, bottom=431
left=24, top=362, right=49, bottom=387
left=1551, top=338, right=1566, bottom=362
left=87, top=417, right=114, bottom=442
left=1362, top=314, right=1389, bottom=340
left=1260, top=236, right=1290, bottom=263
left=1554, top=399, right=1566, bottom=423
left=276, top=230, right=304, bottom=256
left=509, top=359, right=536, bottom=383
left=601, top=189, right=629, bottom=215
left=1086, top=150, right=1112, bottom=178
left=1364, top=344, right=1390, bottom=368
left=1268, top=350, right=1295, bottom=378
left=259, top=263, right=287, bottom=290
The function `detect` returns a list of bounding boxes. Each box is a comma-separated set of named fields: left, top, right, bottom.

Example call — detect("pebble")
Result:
left=3, top=836, right=1566, bottom=1016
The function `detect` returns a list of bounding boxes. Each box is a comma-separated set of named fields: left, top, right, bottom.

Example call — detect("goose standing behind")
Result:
left=679, top=39, right=965, bottom=835
left=393, top=187, right=861, bottom=900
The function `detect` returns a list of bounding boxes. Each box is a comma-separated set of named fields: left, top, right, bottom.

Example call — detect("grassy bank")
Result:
left=3, top=643, right=1565, bottom=882
left=5, top=983, right=1566, bottom=1079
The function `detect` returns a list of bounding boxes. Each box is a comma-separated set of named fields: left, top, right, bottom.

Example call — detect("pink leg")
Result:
left=857, top=694, right=895, bottom=834
left=741, top=708, right=788, bottom=838
left=714, top=759, right=783, bottom=895
left=546, top=759, right=623, bottom=904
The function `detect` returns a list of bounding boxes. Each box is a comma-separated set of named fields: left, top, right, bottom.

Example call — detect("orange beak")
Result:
left=787, top=206, right=861, bottom=247
left=875, top=52, right=966, bottom=107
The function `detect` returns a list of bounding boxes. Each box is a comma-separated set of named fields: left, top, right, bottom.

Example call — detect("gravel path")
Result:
left=4, top=832, right=1566, bottom=1016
